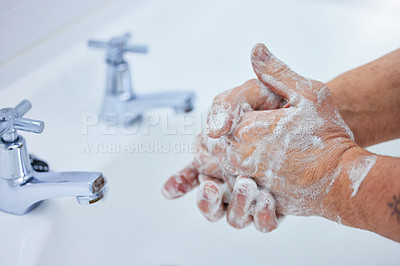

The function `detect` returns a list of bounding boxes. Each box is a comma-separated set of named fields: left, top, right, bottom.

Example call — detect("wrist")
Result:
left=327, top=63, right=400, bottom=147
left=326, top=80, right=369, bottom=147
left=320, top=145, right=375, bottom=224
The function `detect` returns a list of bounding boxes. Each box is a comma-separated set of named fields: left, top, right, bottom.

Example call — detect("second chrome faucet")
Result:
left=88, top=33, right=195, bottom=125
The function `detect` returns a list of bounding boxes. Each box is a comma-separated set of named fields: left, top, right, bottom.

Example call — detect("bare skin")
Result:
left=162, top=45, right=400, bottom=242
left=325, top=148, right=400, bottom=242
left=328, top=49, right=400, bottom=147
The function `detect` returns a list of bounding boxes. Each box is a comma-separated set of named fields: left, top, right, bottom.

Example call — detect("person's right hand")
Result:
left=201, top=43, right=377, bottom=221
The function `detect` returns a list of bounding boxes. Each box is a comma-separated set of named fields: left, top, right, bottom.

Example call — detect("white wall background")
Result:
left=0, top=0, right=145, bottom=90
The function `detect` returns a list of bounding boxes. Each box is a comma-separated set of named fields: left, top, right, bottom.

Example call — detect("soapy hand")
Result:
left=162, top=134, right=284, bottom=232
left=162, top=43, right=360, bottom=231
left=204, top=44, right=359, bottom=218
left=162, top=78, right=285, bottom=232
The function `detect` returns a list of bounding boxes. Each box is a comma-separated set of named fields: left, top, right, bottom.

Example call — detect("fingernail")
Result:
left=234, top=177, right=257, bottom=197
left=253, top=44, right=270, bottom=62
left=161, top=184, right=183, bottom=199
left=202, top=184, right=221, bottom=204
left=161, top=175, right=191, bottom=199
left=197, top=182, right=223, bottom=220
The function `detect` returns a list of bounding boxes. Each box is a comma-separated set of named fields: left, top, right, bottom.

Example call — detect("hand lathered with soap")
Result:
left=162, top=44, right=400, bottom=242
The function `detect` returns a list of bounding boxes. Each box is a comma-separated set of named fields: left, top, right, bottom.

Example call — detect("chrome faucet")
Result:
left=0, top=100, right=107, bottom=215
left=88, top=33, right=195, bottom=125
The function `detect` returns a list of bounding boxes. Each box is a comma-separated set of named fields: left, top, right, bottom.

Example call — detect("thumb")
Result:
left=251, top=43, right=310, bottom=105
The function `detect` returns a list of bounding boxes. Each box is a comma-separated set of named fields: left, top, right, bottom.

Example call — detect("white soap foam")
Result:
left=348, top=155, right=377, bottom=197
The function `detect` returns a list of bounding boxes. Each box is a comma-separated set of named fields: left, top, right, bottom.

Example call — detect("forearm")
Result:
left=323, top=147, right=400, bottom=242
left=327, top=49, right=400, bottom=147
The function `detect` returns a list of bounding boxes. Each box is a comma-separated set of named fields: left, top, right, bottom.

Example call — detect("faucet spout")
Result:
left=0, top=171, right=107, bottom=215
left=101, top=91, right=195, bottom=125
left=29, top=171, right=107, bottom=204
left=129, top=91, right=195, bottom=113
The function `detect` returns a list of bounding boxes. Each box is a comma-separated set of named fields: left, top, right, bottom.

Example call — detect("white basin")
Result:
left=36, top=136, right=400, bottom=266
left=0, top=0, right=399, bottom=265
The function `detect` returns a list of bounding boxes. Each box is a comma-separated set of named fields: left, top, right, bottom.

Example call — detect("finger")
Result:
left=251, top=43, right=314, bottom=104
left=194, top=135, right=224, bottom=178
left=227, top=176, right=258, bottom=229
left=162, top=162, right=199, bottom=199
left=194, top=133, right=236, bottom=191
left=198, top=174, right=233, bottom=204
left=231, top=110, right=279, bottom=141
left=205, top=79, right=283, bottom=139
left=252, top=190, right=279, bottom=233
left=196, top=175, right=225, bottom=222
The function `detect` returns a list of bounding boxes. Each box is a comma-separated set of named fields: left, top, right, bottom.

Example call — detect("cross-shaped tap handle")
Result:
left=0, top=100, right=44, bottom=142
left=88, top=33, right=148, bottom=65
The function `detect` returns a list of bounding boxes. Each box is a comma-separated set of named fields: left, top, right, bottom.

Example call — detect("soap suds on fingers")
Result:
left=196, top=179, right=224, bottom=222
left=205, top=79, right=283, bottom=138
left=227, top=176, right=258, bottom=228
left=205, top=101, right=232, bottom=136
left=251, top=190, right=279, bottom=233
left=348, top=155, right=377, bottom=197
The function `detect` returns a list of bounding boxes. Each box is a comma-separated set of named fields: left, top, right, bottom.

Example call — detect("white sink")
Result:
left=0, top=0, right=399, bottom=265
left=35, top=141, right=400, bottom=266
